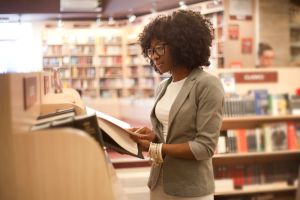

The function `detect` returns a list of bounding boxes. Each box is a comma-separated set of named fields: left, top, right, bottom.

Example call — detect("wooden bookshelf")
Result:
left=221, top=115, right=300, bottom=130
left=215, top=182, right=297, bottom=196
left=213, top=150, right=300, bottom=165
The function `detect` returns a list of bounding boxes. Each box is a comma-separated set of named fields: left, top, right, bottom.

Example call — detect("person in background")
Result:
left=257, top=42, right=275, bottom=68
left=129, top=10, right=224, bottom=200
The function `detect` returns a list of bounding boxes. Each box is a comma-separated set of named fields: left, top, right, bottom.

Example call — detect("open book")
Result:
left=86, top=106, right=144, bottom=159
left=32, top=113, right=104, bottom=149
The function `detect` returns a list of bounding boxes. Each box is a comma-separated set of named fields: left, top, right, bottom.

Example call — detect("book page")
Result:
left=86, top=106, right=130, bottom=129
left=98, top=117, right=138, bottom=156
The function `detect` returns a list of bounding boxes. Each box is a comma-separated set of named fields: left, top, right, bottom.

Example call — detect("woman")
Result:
left=130, top=10, right=224, bottom=200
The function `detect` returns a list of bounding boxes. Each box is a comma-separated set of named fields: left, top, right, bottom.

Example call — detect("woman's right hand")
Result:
left=128, top=127, right=157, bottom=151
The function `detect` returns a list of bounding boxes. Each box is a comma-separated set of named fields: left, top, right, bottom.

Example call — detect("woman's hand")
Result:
left=128, top=127, right=156, bottom=151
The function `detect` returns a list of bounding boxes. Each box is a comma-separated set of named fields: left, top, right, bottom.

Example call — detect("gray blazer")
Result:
left=148, top=68, right=224, bottom=197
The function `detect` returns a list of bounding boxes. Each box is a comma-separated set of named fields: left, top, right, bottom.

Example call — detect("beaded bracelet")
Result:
left=148, top=142, right=163, bottom=166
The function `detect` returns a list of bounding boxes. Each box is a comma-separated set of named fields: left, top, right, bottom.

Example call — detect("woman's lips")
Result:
left=155, top=63, right=162, bottom=67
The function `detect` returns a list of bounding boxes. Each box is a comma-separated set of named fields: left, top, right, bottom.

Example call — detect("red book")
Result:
left=287, top=122, right=297, bottom=150
left=237, top=129, right=248, bottom=152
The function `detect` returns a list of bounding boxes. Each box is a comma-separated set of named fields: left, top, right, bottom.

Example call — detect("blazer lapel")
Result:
left=167, top=68, right=202, bottom=142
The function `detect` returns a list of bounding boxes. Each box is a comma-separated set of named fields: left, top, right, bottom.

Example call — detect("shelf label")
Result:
left=44, top=75, right=50, bottom=95
left=23, top=76, right=37, bottom=110
left=234, top=72, right=278, bottom=83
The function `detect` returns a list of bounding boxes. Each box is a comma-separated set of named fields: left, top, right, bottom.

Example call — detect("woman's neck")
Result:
left=170, top=66, right=191, bottom=82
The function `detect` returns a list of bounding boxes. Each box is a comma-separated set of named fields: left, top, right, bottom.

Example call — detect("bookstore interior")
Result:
left=1, top=0, right=300, bottom=200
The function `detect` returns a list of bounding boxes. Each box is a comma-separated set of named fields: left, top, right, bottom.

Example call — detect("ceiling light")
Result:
left=96, top=18, right=101, bottom=26
left=213, top=0, right=221, bottom=5
left=179, top=1, right=187, bottom=10
left=18, top=14, right=22, bottom=25
left=108, top=16, right=115, bottom=25
left=57, top=18, right=64, bottom=28
left=128, top=14, right=136, bottom=23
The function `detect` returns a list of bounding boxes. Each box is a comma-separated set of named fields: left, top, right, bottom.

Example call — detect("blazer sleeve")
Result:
left=188, top=76, right=224, bottom=160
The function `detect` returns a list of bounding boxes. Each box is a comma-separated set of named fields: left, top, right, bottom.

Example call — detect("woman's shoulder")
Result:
left=191, top=70, right=224, bottom=96
left=195, top=70, right=221, bottom=85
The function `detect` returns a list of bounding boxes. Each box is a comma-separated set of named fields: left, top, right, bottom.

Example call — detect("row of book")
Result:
left=100, top=89, right=123, bottom=98
left=216, top=122, right=300, bottom=154
left=98, top=56, right=122, bottom=66
left=44, top=45, right=64, bottom=55
left=69, top=45, right=95, bottom=55
left=60, top=67, right=96, bottom=79
left=43, top=57, right=63, bottom=67
left=101, top=36, right=122, bottom=44
left=127, top=44, right=141, bottom=55
left=223, top=90, right=300, bottom=117
left=99, top=67, right=123, bottom=77
left=214, top=162, right=298, bottom=188
left=70, top=56, right=93, bottom=65
left=70, top=79, right=97, bottom=90
left=100, top=46, right=122, bottom=56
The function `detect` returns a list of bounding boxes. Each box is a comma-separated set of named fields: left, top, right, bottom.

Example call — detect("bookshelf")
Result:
left=215, top=182, right=297, bottom=196
left=211, top=68, right=300, bottom=199
left=124, top=40, right=167, bottom=98
left=222, top=115, right=300, bottom=130
left=206, top=11, right=225, bottom=69
left=41, top=2, right=225, bottom=99
left=290, top=0, right=300, bottom=64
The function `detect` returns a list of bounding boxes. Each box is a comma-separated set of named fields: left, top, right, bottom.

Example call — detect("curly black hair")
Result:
left=138, top=10, right=214, bottom=72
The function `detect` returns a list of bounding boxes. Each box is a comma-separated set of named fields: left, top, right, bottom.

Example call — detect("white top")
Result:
left=155, top=77, right=187, bottom=141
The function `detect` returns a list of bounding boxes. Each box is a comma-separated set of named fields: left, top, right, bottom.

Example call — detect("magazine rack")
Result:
left=0, top=72, right=118, bottom=200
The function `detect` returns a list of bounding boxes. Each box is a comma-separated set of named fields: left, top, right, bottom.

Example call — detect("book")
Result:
left=37, top=107, right=75, bottom=120
left=219, top=73, right=236, bottom=94
left=35, top=107, right=76, bottom=125
left=250, top=89, right=269, bottom=115
left=32, top=114, right=104, bottom=149
left=263, top=122, right=288, bottom=151
left=287, top=122, right=297, bottom=150
left=86, top=106, right=144, bottom=159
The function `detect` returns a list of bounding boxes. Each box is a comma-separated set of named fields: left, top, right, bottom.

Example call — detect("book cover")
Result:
left=250, top=89, right=269, bottom=115
left=246, top=129, right=257, bottom=152
left=295, top=122, right=300, bottom=149
left=264, top=122, right=288, bottom=151
left=219, top=73, right=236, bottom=94
left=32, top=114, right=105, bottom=149
left=287, top=122, right=297, bottom=150
left=236, top=129, right=248, bottom=153
left=35, top=109, right=76, bottom=125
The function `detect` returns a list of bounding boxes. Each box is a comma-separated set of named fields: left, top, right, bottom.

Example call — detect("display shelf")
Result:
left=221, top=114, right=300, bottom=130
left=109, top=149, right=300, bottom=169
left=215, top=183, right=296, bottom=196
left=213, top=150, right=300, bottom=165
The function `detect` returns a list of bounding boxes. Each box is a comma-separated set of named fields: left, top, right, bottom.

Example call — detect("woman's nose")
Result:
left=152, top=51, right=159, bottom=60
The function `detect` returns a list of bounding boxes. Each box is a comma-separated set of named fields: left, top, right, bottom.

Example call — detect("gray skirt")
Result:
left=150, top=170, right=214, bottom=200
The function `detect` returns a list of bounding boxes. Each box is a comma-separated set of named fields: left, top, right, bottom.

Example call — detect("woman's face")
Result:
left=148, top=38, right=173, bottom=74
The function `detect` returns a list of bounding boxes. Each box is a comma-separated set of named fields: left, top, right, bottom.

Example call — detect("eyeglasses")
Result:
left=147, top=43, right=167, bottom=58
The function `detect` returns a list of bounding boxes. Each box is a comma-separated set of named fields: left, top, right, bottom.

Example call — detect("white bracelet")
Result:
left=158, top=143, right=163, bottom=162
left=148, top=142, right=163, bottom=165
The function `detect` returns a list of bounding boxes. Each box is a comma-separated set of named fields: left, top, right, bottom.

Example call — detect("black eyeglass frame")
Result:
left=147, top=43, right=168, bottom=58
